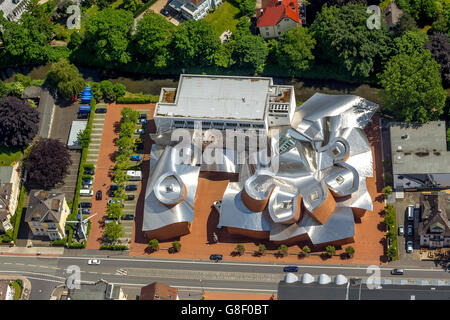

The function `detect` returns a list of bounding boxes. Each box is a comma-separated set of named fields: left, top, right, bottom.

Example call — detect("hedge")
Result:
left=67, top=241, right=86, bottom=249
left=50, top=238, right=67, bottom=246
left=100, top=244, right=128, bottom=250
left=133, top=0, right=158, bottom=17
left=12, top=184, right=25, bottom=244
left=117, top=94, right=159, bottom=104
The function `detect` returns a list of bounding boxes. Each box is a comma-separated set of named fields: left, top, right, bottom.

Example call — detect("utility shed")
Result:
left=67, top=120, right=87, bottom=150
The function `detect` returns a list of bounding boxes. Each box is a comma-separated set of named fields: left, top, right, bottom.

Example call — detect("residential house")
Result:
left=139, top=282, right=179, bottom=300
left=60, top=279, right=127, bottom=300
left=390, top=121, right=450, bottom=191
left=0, top=0, right=29, bottom=22
left=169, top=0, right=222, bottom=21
left=256, top=0, right=301, bottom=39
left=418, top=192, right=450, bottom=248
left=0, top=163, right=21, bottom=234
left=25, top=190, right=70, bottom=240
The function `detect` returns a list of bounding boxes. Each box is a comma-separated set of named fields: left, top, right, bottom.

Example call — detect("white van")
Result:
left=80, top=189, right=93, bottom=196
left=407, top=205, right=414, bottom=221
left=126, top=170, right=142, bottom=181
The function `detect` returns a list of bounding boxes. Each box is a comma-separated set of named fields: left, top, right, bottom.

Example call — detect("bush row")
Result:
left=117, top=94, right=159, bottom=104
left=100, top=244, right=128, bottom=250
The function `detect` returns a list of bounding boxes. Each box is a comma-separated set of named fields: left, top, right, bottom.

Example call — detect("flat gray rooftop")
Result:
left=390, top=121, right=450, bottom=174
left=155, top=74, right=274, bottom=121
left=67, top=120, right=87, bottom=149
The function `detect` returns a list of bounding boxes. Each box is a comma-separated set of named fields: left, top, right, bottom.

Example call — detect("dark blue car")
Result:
left=283, top=266, right=299, bottom=273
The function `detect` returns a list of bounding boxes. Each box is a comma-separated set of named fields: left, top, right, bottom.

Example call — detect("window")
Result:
left=266, top=32, right=269, bottom=36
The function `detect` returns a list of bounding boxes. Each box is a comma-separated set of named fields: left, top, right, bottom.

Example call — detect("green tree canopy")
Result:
left=380, top=50, right=446, bottom=122
left=276, top=27, right=316, bottom=74
left=310, top=3, right=392, bottom=78
left=84, top=8, right=134, bottom=65
left=133, top=12, right=175, bottom=69
left=232, top=33, right=268, bottom=73
left=104, top=222, right=123, bottom=242
left=173, top=19, right=220, bottom=67
left=392, top=30, right=429, bottom=55
left=239, top=0, right=256, bottom=17
left=46, top=59, right=85, bottom=100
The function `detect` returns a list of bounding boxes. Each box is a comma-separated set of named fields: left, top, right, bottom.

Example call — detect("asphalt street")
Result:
left=0, top=255, right=449, bottom=299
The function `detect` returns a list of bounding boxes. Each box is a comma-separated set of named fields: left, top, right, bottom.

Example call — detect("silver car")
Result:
left=88, top=259, right=101, bottom=265
left=406, top=241, right=413, bottom=253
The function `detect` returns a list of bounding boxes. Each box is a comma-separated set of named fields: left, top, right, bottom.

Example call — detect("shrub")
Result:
left=100, top=244, right=128, bottom=250
left=325, top=245, right=336, bottom=257
left=278, top=244, right=288, bottom=257
left=257, top=244, right=266, bottom=256
left=382, top=186, right=392, bottom=197
left=148, top=239, right=159, bottom=251
left=235, top=244, right=245, bottom=255
left=172, top=241, right=181, bottom=252
left=117, top=94, right=159, bottom=104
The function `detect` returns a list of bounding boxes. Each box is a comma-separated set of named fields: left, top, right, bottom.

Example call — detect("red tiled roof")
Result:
left=256, top=0, right=301, bottom=28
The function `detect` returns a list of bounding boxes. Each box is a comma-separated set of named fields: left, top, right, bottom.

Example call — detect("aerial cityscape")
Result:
left=0, top=0, right=449, bottom=305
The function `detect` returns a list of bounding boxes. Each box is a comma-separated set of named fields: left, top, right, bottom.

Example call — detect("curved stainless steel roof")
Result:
left=145, top=91, right=378, bottom=246
left=142, top=145, right=200, bottom=232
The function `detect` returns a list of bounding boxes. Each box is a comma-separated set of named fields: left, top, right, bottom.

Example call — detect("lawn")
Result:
left=204, top=0, right=241, bottom=34
left=11, top=281, right=22, bottom=300
left=0, top=146, right=21, bottom=166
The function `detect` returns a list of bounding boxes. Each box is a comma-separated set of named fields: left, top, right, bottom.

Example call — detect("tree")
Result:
left=277, top=27, right=316, bottom=74
left=123, top=0, right=141, bottom=12
left=380, top=50, right=446, bottom=122
left=310, top=3, right=392, bottom=78
left=113, top=83, right=127, bottom=98
left=14, top=74, right=32, bottom=88
left=302, top=245, right=311, bottom=257
left=257, top=243, right=266, bottom=256
left=278, top=244, right=288, bottom=257
left=214, top=42, right=235, bottom=69
left=0, top=82, right=7, bottom=98
left=0, top=97, right=40, bottom=147
left=391, top=12, right=419, bottom=37
left=106, top=202, right=123, bottom=220
left=119, top=121, right=135, bottom=138
left=235, top=244, right=245, bottom=255
left=104, top=221, right=123, bottom=243
left=25, top=138, right=72, bottom=190
left=396, top=0, right=438, bottom=27
left=148, top=239, right=159, bottom=252
left=239, top=0, right=256, bottom=17
left=46, top=59, right=85, bottom=100
left=77, top=128, right=91, bottom=149
left=345, top=246, right=355, bottom=258
left=173, top=19, right=220, bottom=67
left=325, top=245, right=336, bottom=257
left=121, top=107, right=140, bottom=124
left=172, top=240, right=181, bottom=252
left=382, top=186, right=393, bottom=197
left=392, top=30, right=429, bottom=55
left=99, top=80, right=116, bottom=101
left=429, top=12, right=449, bottom=34
left=84, top=9, right=134, bottom=65
left=387, top=246, right=397, bottom=259
left=425, top=33, right=450, bottom=88
left=232, top=34, right=268, bottom=73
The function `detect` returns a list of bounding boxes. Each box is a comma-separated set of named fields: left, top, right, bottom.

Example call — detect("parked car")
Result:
left=82, top=179, right=93, bottom=185
left=209, top=254, right=223, bottom=261
left=110, top=185, right=119, bottom=191
left=107, top=199, right=122, bottom=206
left=84, top=169, right=94, bottom=175
left=283, top=266, right=299, bottom=273
left=398, top=226, right=404, bottom=236
left=125, top=185, right=138, bottom=191
left=139, top=114, right=147, bottom=119
left=135, top=138, right=143, bottom=144
left=80, top=208, right=91, bottom=214
left=407, top=225, right=413, bottom=236
left=406, top=241, right=413, bottom=253
left=136, top=143, right=144, bottom=151
left=96, top=190, right=102, bottom=200
left=108, top=190, right=116, bottom=197
left=77, top=113, right=89, bottom=119
left=95, top=108, right=107, bottom=114
left=138, top=119, right=147, bottom=124
left=391, top=268, right=404, bottom=275
left=130, top=155, right=142, bottom=161
left=122, top=214, right=134, bottom=220
left=160, top=8, right=170, bottom=16
left=88, top=259, right=101, bottom=265
left=134, top=128, right=145, bottom=134
left=80, top=202, right=92, bottom=208
left=126, top=195, right=135, bottom=201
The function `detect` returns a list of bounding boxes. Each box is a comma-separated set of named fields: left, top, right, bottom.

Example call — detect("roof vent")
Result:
left=401, top=133, right=408, bottom=140
left=397, top=146, right=402, bottom=151
left=242, top=97, right=246, bottom=103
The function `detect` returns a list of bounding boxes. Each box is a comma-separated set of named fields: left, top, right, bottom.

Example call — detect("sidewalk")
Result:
left=0, top=274, right=32, bottom=300
left=0, top=246, right=64, bottom=256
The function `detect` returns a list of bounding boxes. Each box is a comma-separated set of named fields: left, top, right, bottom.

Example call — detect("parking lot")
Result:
left=85, top=104, right=154, bottom=249
left=393, top=192, right=422, bottom=262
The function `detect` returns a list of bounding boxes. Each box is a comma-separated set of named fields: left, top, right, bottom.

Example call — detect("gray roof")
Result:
left=155, top=74, right=275, bottom=121
left=278, top=280, right=450, bottom=300
left=67, top=280, right=121, bottom=300
left=390, top=121, right=450, bottom=175
left=67, top=120, right=87, bottom=149
left=0, top=166, right=14, bottom=184
left=25, top=190, right=65, bottom=223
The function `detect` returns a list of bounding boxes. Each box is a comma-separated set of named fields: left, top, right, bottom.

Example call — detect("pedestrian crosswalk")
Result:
left=115, top=268, right=128, bottom=276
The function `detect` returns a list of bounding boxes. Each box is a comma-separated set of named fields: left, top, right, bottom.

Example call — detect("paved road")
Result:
left=0, top=255, right=449, bottom=299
